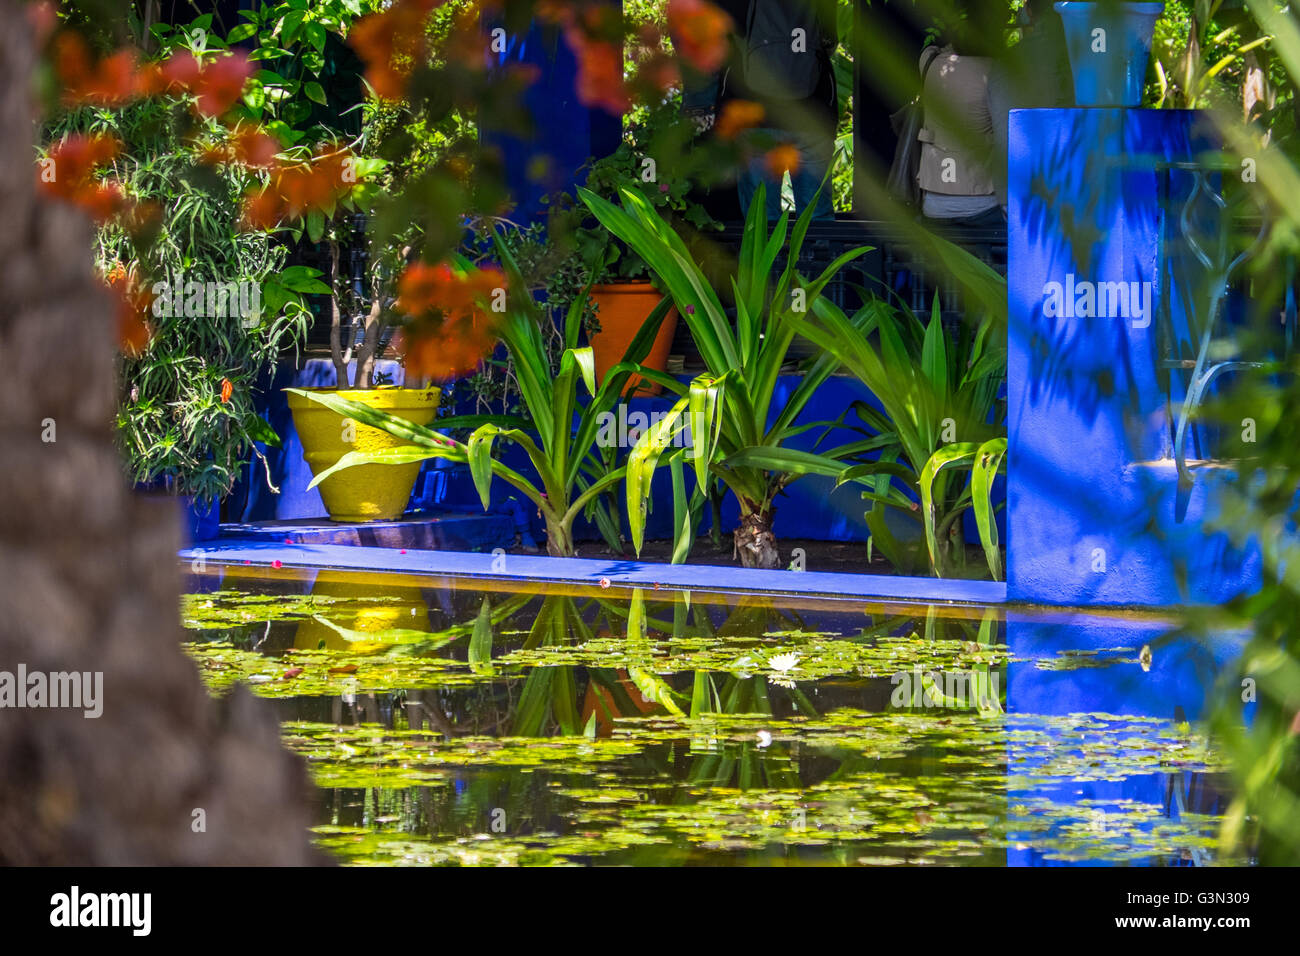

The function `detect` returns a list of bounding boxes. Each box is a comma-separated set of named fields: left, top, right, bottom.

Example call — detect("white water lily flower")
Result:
left=768, top=652, right=801, bottom=673
left=756, top=730, right=772, bottom=749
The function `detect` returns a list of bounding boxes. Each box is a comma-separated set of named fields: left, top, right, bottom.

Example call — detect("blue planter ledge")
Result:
left=181, top=538, right=1008, bottom=607
left=220, top=512, right=515, bottom=552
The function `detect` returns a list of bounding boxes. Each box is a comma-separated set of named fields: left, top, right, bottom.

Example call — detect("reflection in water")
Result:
left=180, top=569, right=1236, bottom=866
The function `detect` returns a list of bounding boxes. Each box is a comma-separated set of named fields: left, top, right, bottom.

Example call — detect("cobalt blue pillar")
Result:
left=481, top=16, right=622, bottom=223
left=1006, top=108, right=1261, bottom=606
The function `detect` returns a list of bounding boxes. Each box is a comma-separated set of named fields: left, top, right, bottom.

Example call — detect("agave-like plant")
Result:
left=287, top=234, right=673, bottom=557
left=793, top=291, right=1007, bottom=579
left=579, top=182, right=875, bottom=568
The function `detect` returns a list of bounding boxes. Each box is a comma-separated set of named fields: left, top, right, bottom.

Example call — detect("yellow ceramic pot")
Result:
left=286, top=386, right=441, bottom=522
left=292, top=577, right=432, bottom=652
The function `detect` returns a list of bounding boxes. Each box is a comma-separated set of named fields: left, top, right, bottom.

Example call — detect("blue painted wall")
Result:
left=1006, top=108, right=1261, bottom=606
left=480, top=16, right=621, bottom=224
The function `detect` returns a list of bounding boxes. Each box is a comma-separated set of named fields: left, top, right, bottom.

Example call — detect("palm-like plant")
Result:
left=287, top=234, right=673, bottom=556
left=793, top=292, right=1007, bottom=579
left=579, top=183, right=874, bottom=568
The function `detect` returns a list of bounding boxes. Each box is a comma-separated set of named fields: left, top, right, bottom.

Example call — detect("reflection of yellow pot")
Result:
left=293, top=578, right=432, bottom=651
left=287, top=386, right=440, bottom=522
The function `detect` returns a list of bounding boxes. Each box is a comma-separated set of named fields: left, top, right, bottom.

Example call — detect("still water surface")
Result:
left=181, top=567, right=1237, bottom=866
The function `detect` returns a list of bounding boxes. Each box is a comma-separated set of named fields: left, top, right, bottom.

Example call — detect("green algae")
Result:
left=179, top=583, right=1232, bottom=866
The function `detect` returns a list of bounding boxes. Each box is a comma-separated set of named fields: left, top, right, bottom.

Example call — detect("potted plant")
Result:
left=284, top=230, right=445, bottom=523
left=580, top=182, right=874, bottom=569
left=290, top=233, right=672, bottom=557
left=549, top=107, right=723, bottom=396
left=1054, top=2, right=1166, bottom=106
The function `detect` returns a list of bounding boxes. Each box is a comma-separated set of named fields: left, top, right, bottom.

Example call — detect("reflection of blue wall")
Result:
left=1004, top=610, right=1244, bottom=866
left=1007, top=109, right=1261, bottom=606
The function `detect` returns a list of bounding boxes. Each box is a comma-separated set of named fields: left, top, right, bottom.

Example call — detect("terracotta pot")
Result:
left=587, top=282, right=679, bottom=397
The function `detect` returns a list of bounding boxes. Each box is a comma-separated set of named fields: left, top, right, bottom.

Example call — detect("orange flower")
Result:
left=160, top=51, right=201, bottom=92
left=38, top=134, right=130, bottom=223
left=765, top=143, right=801, bottom=179
left=192, top=52, right=251, bottom=117
left=53, top=33, right=140, bottom=107
left=39, top=133, right=121, bottom=194
left=393, top=261, right=505, bottom=382
left=349, top=0, right=437, bottom=101
left=132, top=61, right=167, bottom=97
left=667, top=0, right=733, bottom=74
left=395, top=314, right=499, bottom=383
left=240, top=186, right=283, bottom=231
left=76, top=181, right=129, bottom=224
left=396, top=262, right=505, bottom=318
left=238, top=143, right=362, bottom=229
left=231, top=127, right=279, bottom=168
left=716, top=99, right=765, bottom=139
left=220, top=378, right=233, bottom=404
left=103, top=265, right=154, bottom=357
left=567, top=32, right=627, bottom=114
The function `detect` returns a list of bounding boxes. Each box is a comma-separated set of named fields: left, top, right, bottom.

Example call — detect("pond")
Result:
left=180, top=566, right=1241, bottom=866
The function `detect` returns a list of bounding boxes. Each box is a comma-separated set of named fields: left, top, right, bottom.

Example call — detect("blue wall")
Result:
left=1006, top=108, right=1261, bottom=606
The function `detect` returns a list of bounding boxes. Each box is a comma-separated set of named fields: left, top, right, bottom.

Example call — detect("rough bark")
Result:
left=734, top=507, right=779, bottom=569
left=353, top=296, right=383, bottom=389
left=0, top=5, right=322, bottom=864
left=327, top=240, right=351, bottom=387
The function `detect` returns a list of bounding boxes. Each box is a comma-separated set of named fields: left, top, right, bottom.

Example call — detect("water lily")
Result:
left=768, top=652, right=800, bottom=673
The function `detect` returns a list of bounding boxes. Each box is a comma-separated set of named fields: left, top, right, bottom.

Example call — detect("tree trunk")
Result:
left=734, top=507, right=779, bottom=569
left=0, top=6, right=321, bottom=864
left=545, top=519, right=575, bottom=558
left=327, top=240, right=350, bottom=387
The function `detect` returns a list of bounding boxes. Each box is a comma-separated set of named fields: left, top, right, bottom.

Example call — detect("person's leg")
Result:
left=791, top=127, right=836, bottom=220
left=737, top=129, right=786, bottom=220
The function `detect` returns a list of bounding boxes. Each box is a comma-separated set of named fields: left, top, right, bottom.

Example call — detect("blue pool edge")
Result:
left=180, top=537, right=1009, bottom=606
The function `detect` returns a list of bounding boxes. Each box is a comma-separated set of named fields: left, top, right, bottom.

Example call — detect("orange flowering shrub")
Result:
left=240, top=145, right=362, bottom=229
left=52, top=30, right=251, bottom=119
left=666, top=0, right=733, bottom=74
left=349, top=0, right=440, bottom=101
left=38, top=133, right=127, bottom=224
left=53, top=33, right=140, bottom=107
left=392, top=262, right=506, bottom=382
left=716, top=99, right=765, bottom=139
left=765, top=143, right=801, bottom=179
left=546, top=3, right=629, bottom=115
left=102, top=262, right=154, bottom=357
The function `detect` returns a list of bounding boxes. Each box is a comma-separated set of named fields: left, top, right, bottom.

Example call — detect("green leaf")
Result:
left=627, top=666, right=685, bottom=718
left=971, top=437, right=1007, bottom=581
left=245, top=415, right=281, bottom=448
left=306, top=208, right=325, bottom=243
left=304, top=80, right=327, bottom=105
left=469, top=596, right=495, bottom=676
left=918, top=443, right=979, bottom=577
left=466, top=428, right=499, bottom=510
left=306, top=446, right=447, bottom=489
